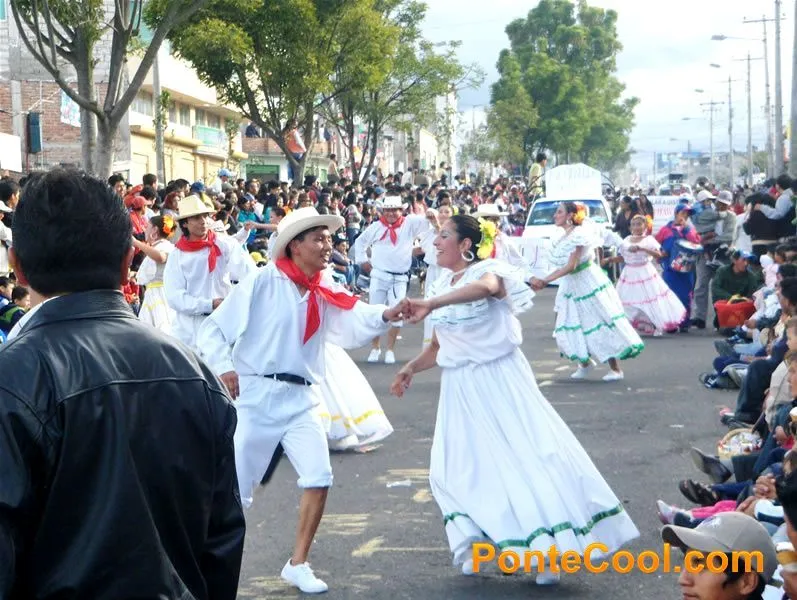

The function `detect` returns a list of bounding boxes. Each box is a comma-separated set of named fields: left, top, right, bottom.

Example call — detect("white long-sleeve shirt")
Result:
left=196, top=262, right=390, bottom=381
left=163, top=233, right=256, bottom=348
left=353, top=214, right=430, bottom=276
left=759, top=189, right=793, bottom=220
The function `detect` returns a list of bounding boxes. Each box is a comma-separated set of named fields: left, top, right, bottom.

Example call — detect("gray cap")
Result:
left=716, top=190, right=733, bottom=205
left=661, top=512, right=777, bottom=582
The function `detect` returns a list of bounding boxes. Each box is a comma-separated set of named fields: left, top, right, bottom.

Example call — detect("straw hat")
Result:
left=175, top=195, right=215, bottom=220
left=473, top=203, right=508, bottom=217
left=380, top=196, right=405, bottom=210
left=270, top=207, right=344, bottom=260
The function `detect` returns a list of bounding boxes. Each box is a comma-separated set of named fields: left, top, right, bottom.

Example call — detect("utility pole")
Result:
left=735, top=54, right=765, bottom=185
left=775, top=0, right=785, bottom=173
left=728, top=75, right=734, bottom=186
left=152, top=51, right=166, bottom=185
left=791, top=0, right=797, bottom=173
left=745, top=14, right=777, bottom=177
left=701, top=100, right=725, bottom=183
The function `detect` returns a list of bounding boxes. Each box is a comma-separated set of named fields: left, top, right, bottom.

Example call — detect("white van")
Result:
left=506, top=164, right=615, bottom=281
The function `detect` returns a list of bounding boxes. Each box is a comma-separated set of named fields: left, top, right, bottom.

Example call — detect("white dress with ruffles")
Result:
left=137, top=239, right=176, bottom=334
left=549, top=228, right=644, bottom=363
left=426, top=259, right=640, bottom=567
left=314, top=343, right=394, bottom=450
left=616, top=235, right=686, bottom=334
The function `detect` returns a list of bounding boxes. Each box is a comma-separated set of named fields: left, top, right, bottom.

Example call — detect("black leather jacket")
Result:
left=0, top=290, right=245, bottom=599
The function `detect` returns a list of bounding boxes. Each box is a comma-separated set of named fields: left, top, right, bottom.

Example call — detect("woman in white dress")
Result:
left=530, top=202, right=644, bottom=382
left=603, top=215, right=686, bottom=336
left=391, top=214, right=639, bottom=584
left=418, top=205, right=453, bottom=347
left=315, top=343, right=394, bottom=451
left=132, top=215, right=177, bottom=333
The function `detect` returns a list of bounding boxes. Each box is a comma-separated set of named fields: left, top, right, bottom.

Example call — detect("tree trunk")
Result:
left=94, top=118, right=116, bottom=180
left=74, top=46, right=97, bottom=175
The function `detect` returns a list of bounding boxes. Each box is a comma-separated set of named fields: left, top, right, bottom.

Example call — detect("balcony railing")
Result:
left=193, top=126, right=227, bottom=156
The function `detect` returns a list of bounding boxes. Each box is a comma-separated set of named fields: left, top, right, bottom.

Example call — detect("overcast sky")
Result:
left=421, top=0, right=792, bottom=174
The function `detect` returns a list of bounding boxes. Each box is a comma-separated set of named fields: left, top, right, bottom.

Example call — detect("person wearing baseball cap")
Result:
left=196, top=207, right=406, bottom=594
left=662, top=512, right=777, bottom=599
left=691, top=190, right=722, bottom=329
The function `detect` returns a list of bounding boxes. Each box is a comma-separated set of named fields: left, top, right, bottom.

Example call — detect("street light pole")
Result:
left=700, top=100, right=725, bottom=183
left=748, top=55, right=754, bottom=185
left=775, top=0, right=785, bottom=173
left=728, top=75, right=734, bottom=185
left=745, top=15, right=777, bottom=177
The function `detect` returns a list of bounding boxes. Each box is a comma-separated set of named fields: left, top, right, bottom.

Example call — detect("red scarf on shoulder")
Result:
left=379, top=215, right=405, bottom=245
left=176, top=230, right=222, bottom=272
left=275, top=258, right=359, bottom=343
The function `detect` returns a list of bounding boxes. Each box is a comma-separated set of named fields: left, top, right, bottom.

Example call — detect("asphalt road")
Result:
left=237, top=287, right=727, bottom=600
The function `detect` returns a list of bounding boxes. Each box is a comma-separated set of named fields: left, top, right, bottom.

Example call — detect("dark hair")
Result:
left=13, top=169, right=132, bottom=294
left=780, top=263, right=797, bottom=279
left=780, top=277, right=797, bottom=307
left=562, top=201, right=586, bottom=226
left=449, top=214, right=482, bottom=256
left=107, top=174, right=124, bottom=187
left=11, top=285, right=28, bottom=302
left=0, top=179, right=19, bottom=203
left=0, top=276, right=11, bottom=289
left=779, top=470, right=797, bottom=543
left=272, top=207, right=286, bottom=218
left=150, top=215, right=176, bottom=239
left=777, top=174, right=793, bottom=191
left=285, top=225, right=328, bottom=259
left=536, top=152, right=546, bottom=163
left=139, top=185, right=157, bottom=201
left=722, top=564, right=766, bottom=599
left=143, top=173, right=157, bottom=187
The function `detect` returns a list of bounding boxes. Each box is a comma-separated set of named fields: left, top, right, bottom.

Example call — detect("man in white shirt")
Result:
left=353, top=195, right=431, bottom=363
left=197, top=207, right=405, bottom=594
left=163, top=195, right=256, bottom=351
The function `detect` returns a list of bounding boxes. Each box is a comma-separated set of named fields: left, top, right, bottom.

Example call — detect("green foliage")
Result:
left=153, top=0, right=397, bottom=145
left=488, top=0, right=637, bottom=169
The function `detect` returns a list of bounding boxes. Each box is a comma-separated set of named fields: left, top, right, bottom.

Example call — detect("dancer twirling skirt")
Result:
left=392, top=215, right=640, bottom=584
left=532, top=202, right=644, bottom=382
left=316, top=343, right=394, bottom=450
left=607, top=215, right=687, bottom=335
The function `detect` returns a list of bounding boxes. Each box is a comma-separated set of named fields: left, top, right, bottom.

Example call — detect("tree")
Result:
left=319, top=0, right=480, bottom=183
left=157, top=0, right=397, bottom=185
left=458, top=123, right=499, bottom=170
left=10, top=0, right=212, bottom=177
left=488, top=0, right=637, bottom=169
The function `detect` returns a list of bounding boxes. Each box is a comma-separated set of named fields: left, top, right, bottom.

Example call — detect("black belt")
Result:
left=385, top=270, right=408, bottom=276
left=263, top=373, right=312, bottom=386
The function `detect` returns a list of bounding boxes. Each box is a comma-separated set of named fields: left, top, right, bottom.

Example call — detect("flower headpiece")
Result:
left=572, top=202, right=588, bottom=226
left=645, top=215, right=654, bottom=234
left=476, top=218, right=497, bottom=260
left=161, top=215, right=176, bottom=237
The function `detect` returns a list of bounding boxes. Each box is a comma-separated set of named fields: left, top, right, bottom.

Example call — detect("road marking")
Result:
left=377, top=468, right=430, bottom=486
left=352, top=536, right=447, bottom=557
left=538, top=380, right=553, bottom=388
left=412, top=488, right=434, bottom=503
left=320, top=513, right=370, bottom=536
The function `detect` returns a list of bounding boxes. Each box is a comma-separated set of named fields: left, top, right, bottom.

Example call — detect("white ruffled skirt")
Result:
left=315, top=344, right=394, bottom=450
left=432, top=349, right=640, bottom=565
left=138, top=283, right=175, bottom=335
left=616, top=263, right=687, bottom=334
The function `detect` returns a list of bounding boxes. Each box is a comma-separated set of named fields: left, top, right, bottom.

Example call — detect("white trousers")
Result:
left=369, top=270, right=408, bottom=327
left=234, top=377, right=333, bottom=508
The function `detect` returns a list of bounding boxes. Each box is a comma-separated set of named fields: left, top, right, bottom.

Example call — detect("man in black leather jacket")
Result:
left=0, top=169, right=245, bottom=599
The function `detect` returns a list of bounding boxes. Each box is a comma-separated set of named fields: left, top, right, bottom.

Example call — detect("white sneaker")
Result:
left=384, top=350, right=396, bottom=364
left=281, top=559, right=328, bottom=594
left=535, top=571, right=561, bottom=586
left=367, top=349, right=381, bottom=363
left=461, top=558, right=475, bottom=576
left=570, top=360, right=596, bottom=380
left=602, top=370, right=624, bottom=382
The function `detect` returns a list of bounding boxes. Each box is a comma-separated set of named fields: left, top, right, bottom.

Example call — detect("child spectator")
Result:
left=0, top=285, right=29, bottom=333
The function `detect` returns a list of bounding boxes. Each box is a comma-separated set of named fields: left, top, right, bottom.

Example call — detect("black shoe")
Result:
left=692, top=319, right=707, bottom=329
left=690, top=447, right=732, bottom=484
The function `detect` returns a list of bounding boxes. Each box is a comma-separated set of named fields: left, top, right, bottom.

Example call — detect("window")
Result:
left=195, top=109, right=206, bottom=126
left=168, top=102, right=176, bottom=124
left=206, top=113, right=221, bottom=129
left=178, top=104, right=190, bottom=126
left=132, top=91, right=154, bottom=116
left=526, top=200, right=609, bottom=227
left=0, top=1, right=6, bottom=20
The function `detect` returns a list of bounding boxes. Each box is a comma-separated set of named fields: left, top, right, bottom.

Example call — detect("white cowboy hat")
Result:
left=175, top=195, right=215, bottom=220
left=380, top=196, right=405, bottom=210
left=474, top=203, right=508, bottom=217
left=271, top=206, right=344, bottom=260
left=210, top=220, right=231, bottom=233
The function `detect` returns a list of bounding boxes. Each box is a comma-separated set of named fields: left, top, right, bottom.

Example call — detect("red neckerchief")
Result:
left=175, top=230, right=222, bottom=272
left=275, top=258, right=359, bottom=343
left=379, top=215, right=405, bottom=245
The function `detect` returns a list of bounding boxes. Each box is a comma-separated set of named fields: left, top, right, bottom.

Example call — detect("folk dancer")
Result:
left=163, top=195, right=256, bottom=351
left=197, top=207, right=406, bottom=593
left=353, top=195, right=432, bottom=363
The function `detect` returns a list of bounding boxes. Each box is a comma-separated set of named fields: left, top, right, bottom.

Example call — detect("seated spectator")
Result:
left=0, top=275, right=13, bottom=309
left=661, top=512, right=777, bottom=600
left=0, top=285, right=28, bottom=333
left=713, top=250, right=762, bottom=304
